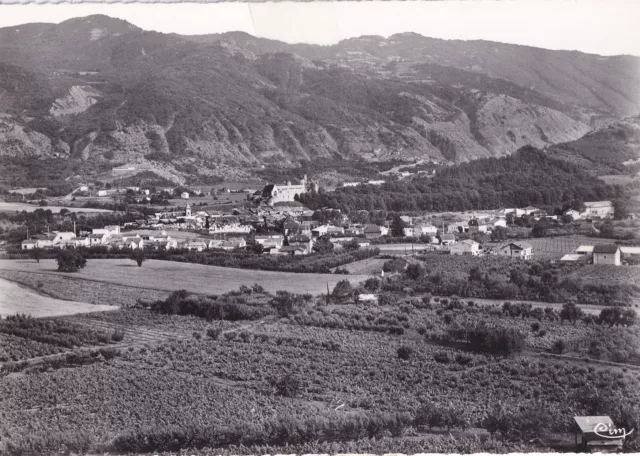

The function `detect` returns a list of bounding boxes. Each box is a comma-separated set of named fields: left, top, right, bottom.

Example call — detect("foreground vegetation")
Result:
left=1, top=279, right=639, bottom=454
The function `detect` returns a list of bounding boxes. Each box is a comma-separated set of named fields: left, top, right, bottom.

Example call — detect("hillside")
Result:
left=545, top=116, right=640, bottom=174
left=298, top=146, right=623, bottom=213
left=0, top=15, right=638, bottom=184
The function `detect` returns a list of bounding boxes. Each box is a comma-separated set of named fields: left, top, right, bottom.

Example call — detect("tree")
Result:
left=130, top=249, right=145, bottom=267
left=560, top=302, right=584, bottom=325
left=405, top=263, right=425, bottom=280
left=491, top=226, right=508, bottom=241
left=32, top=247, right=43, bottom=264
left=272, top=373, right=302, bottom=397
left=598, top=307, right=623, bottom=327
left=56, top=250, right=87, bottom=273
left=313, top=235, right=334, bottom=254
left=270, top=291, right=307, bottom=317
left=391, top=214, right=406, bottom=237
left=342, top=238, right=360, bottom=252
left=332, top=279, right=354, bottom=303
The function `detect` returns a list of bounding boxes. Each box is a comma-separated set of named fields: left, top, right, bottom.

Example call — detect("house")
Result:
left=312, top=225, right=343, bottom=237
left=345, top=225, right=365, bottom=236
left=88, top=233, right=108, bottom=246
left=450, top=239, right=480, bottom=256
left=521, top=206, right=540, bottom=216
left=447, top=222, right=469, bottom=234
left=498, top=242, right=533, bottom=260
left=32, top=234, right=56, bottom=248
left=52, top=232, right=76, bottom=244
left=220, top=238, right=247, bottom=250
left=355, top=238, right=371, bottom=248
left=573, top=416, right=624, bottom=453
left=180, top=192, right=190, bottom=199
left=255, top=234, right=285, bottom=249
left=439, top=233, right=456, bottom=246
left=288, top=234, right=314, bottom=254
left=583, top=201, right=614, bottom=219
left=367, top=180, right=385, bottom=185
left=278, top=245, right=307, bottom=255
left=185, top=240, right=207, bottom=252
left=489, top=218, right=508, bottom=229
left=21, top=239, right=38, bottom=250
left=128, top=238, right=144, bottom=250
left=564, top=209, right=582, bottom=220
left=467, top=219, right=488, bottom=233
left=592, top=244, right=621, bottom=266
left=364, top=225, right=383, bottom=239
left=342, top=182, right=360, bottom=188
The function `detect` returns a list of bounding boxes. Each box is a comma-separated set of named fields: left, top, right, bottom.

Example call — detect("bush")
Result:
left=111, top=329, right=125, bottom=342
left=531, top=322, right=541, bottom=332
left=397, top=345, right=414, bottom=360
left=552, top=339, right=568, bottom=354
left=434, top=352, right=450, bottom=363
left=272, top=373, right=302, bottom=397
left=206, top=328, right=222, bottom=340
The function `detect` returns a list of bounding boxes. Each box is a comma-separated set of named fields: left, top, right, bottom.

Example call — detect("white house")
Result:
left=97, top=190, right=108, bottom=197
left=592, top=244, right=621, bottom=265
left=583, top=201, right=614, bottom=219
left=439, top=233, right=456, bottom=246
left=450, top=239, right=480, bottom=256
left=180, top=192, right=190, bottom=199
left=52, top=232, right=76, bottom=244
left=88, top=233, right=108, bottom=246
left=498, top=242, right=533, bottom=260
left=21, top=239, right=38, bottom=250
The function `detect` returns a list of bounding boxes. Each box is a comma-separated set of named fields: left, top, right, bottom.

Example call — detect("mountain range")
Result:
left=0, top=15, right=638, bottom=184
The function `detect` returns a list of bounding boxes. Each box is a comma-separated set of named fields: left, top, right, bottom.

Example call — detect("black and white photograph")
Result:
left=0, top=0, right=639, bottom=454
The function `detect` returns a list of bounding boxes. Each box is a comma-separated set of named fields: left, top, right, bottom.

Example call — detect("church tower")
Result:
left=185, top=204, right=192, bottom=217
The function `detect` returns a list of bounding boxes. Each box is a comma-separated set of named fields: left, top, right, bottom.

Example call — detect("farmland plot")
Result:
left=0, top=278, right=117, bottom=318
left=0, top=259, right=368, bottom=296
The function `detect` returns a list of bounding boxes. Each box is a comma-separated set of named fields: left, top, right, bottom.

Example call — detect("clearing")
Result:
left=0, top=278, right=117, bottom=318
left=0, top=259, right=368, bottom=296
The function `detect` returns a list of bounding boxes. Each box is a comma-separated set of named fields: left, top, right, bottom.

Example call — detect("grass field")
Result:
left=0, top=278, right=117, bottom=318
left=0, top=202, right=113, bottom=213
left=0, top=259, right=368, bottom=296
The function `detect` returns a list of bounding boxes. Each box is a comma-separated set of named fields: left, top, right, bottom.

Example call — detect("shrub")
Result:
left=531, top=322, right=541, bottom=332
left=206, top=328, right=223, bottom=340
left=552, top=339, right=568, bottom=354
left=397, top=345, right=414, bottom=360
left=272, top=373, right=302, bottom=397
left=434, top=352, right=450, bottom=363
left=111, top=329, right=125, bottom=342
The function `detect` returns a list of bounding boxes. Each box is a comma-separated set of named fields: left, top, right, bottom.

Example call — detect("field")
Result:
left=598, top=174, right=639, bottom=186
left=0, top=259, right=368, bottom=296
left=333, top=258, right=388, bottom=275
left=0, top=278, right=117, bottom=318
left=0, top=202, right=113, bottom=213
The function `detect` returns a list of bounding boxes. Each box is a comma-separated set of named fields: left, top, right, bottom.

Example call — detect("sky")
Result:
left=0, top=0, right=639, bottom=56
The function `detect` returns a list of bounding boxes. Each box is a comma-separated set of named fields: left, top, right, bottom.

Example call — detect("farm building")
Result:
left=97, top=190, right=108, bottom=197
left=21, top=239, right=38, bottom=250
left=573, top=416, right=624, bottom=453
left=592, top=244, right=621, bottom=266
left=180, top=192, right=190, bottom=199
left=450, top=239, right=480, bottom=256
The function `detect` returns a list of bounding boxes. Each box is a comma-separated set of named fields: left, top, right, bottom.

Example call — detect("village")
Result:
left=16, top=174, right=636, bottom=267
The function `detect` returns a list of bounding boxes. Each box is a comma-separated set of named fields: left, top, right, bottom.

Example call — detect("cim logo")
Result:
left=594, top=422, right=635, bottom=439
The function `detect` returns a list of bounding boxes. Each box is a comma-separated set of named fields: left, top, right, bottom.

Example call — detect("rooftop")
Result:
left=593, top=244, right=620, bottom=254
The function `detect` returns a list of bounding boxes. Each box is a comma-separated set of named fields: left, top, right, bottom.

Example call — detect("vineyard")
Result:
left=1, top=286, right=639, bottom=454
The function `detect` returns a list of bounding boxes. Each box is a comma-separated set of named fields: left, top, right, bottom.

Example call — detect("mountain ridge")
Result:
left=0, top=15, right=638, bottom=184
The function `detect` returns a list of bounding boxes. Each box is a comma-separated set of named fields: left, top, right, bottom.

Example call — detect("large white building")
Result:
left=259, top=175, right=318, bottom=205
left=582, top=201, right=614, bottom=219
